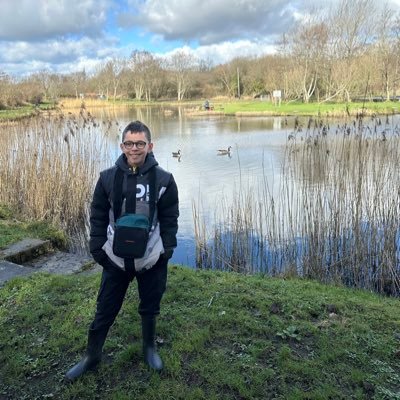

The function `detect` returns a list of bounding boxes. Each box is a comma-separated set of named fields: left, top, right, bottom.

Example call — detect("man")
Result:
left=65, top=120, right=179, bottom=381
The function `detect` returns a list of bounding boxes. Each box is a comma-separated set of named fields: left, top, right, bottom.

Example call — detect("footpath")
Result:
left=0, top=238, right=101, bottom=286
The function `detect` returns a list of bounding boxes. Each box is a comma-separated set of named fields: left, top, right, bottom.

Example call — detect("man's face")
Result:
left=120, top=131, right=153, bottom=168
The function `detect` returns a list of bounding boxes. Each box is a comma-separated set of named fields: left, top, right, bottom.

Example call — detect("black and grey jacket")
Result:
left=89, top=152, right=179, bottom=272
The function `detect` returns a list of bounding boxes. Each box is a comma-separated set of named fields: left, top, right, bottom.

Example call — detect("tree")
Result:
left=286, top=20, right=329, bottom=102
left=327, top=0, right=376, bottom=101
left=0, top=72, right=11, bottom=108
left=214, top=63, right=237, bottom=98
left=129, top=50, right=147, bottom=100
left=128, top=50, right=164, bottom=101
left=33, top=70, right=52, bottom=101
left=109, top=58, right=126, bottom=101
left=374, top=5, right=400, bottom=100
left=143, top=56, right=164, bottom=101
left=70, top=70, right=87, bottom=99
left=168, top=51, right=195, bottom=101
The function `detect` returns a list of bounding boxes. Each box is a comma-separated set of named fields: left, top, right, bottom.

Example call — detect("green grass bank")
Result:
left=4, top=98, right=400, bottom=121
left=1, top=266, right=399, bottom=399
left=0, top=102, right=56, bottom=121
left=217, top=100, right=400, bottom=117
left=0, top=205, right=67, bottom=250
left=81, top=98, right=400, bottom=117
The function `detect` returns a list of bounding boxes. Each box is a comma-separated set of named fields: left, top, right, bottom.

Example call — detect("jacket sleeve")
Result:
left=89, top=174, right=110, bottom=264
left=157, top=174, right=179, bottom=251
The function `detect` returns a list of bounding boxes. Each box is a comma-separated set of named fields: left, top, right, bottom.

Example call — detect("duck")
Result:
left=172, top=149, right=181, bottom=157
left=217, top=146, right=232, bottom=155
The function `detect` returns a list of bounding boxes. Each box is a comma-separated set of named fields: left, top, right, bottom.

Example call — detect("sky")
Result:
left=1, top=0, right=400, bottom=78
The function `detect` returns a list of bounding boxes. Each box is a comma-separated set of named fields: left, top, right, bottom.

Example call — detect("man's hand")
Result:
left=161, top=248, right=174, bottom=260
left=91, top=249, right=108, bottom=265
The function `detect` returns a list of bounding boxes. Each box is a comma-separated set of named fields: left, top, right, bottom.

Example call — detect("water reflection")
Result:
left=70, top=107, right=400, bottom=275
left=78, top=107, right=294, bottom=265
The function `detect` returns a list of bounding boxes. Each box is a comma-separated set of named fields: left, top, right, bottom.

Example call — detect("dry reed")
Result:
left=0, top=107, right=114, bottom=249
left=193, top=116, right=400, bottom=296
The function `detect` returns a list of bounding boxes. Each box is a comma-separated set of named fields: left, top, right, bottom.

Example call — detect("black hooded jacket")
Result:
left=89, top=152, right=179, bottom=265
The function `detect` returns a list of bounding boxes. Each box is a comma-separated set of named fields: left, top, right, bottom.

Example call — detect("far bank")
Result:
left=59, top=97, right=400, bottom=118
left=2, top=98, right=400, bottom=121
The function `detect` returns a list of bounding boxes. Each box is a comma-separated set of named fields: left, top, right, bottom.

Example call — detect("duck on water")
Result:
left=217, top=146, right=232, bottom=155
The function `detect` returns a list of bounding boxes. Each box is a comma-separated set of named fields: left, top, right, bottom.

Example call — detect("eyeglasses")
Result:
left=122, top=141, right=147, bottom=149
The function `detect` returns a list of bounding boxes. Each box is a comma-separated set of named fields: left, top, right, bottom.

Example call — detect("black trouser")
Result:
left=89, top=257, right=168, bottom=333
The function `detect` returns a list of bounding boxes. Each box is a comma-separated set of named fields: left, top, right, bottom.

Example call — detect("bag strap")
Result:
left=113, top=166, right=157, bottom=227
left=148, top=167, right=157, bottom=227
left=113, top=167, right=125, bottom=222
left=125, top=174, right=137, bottom=214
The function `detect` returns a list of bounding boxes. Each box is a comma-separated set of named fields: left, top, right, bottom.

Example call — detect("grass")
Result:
left=2, top=98, right=400, bottom=120
left=0, top=204, right=68, bottom=250
left=0, top=267, right=399, bottom=399
left=0, top=103, right=56, bottom=121
left=55, top=97, right=400, bottom=118
left=218, top=100, right=400, bottom=117
left=2, top=99, right=400, bottom=124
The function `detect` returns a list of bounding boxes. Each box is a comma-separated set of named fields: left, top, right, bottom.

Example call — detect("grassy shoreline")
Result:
left=0, top=206, right=68, bottom=250
left=3, top=98, right=400, bottom=121
left=0, top=266, right=399, bottom=399
left=1, top=210, right=400, bottom=398
left=0, top=102, right=57, bottom=122
left=1, top=212, right=399, bottom=398
left=217, top=100, right=400, bottom=117
left=60, top=97, right=400, bottom=117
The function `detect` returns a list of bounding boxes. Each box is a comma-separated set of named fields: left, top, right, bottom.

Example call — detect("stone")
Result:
left=0, top=239, right=100, bottom=287
left=0, top=238, right=52, bottom=265
left=0, top=260, right=34, bottom=286
left=25, top=251, right=94, bottom=275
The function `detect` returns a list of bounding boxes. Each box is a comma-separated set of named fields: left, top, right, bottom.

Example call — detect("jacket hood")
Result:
left=115, top=151, right=158, bottom=174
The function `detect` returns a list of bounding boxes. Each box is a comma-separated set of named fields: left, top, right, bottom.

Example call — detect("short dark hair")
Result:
left=122, top=120, right=152, bottom=143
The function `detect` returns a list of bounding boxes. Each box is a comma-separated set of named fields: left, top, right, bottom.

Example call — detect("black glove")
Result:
left=101, top=257, right=126, bottom=277
left=161, top=248, right=174, bottom=260
left=91, top=249, right=108, bottom=265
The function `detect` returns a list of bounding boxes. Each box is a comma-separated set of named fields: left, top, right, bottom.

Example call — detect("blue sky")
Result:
left=1, top=0, right=400, bottom=77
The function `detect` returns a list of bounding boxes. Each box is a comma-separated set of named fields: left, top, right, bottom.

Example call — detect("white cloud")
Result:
left=0, top=36, right=121, bottom=76
left=0, top=0, right=112, bottom=41
left=3, top=0, right=400, bottom=77
left=120, top=0, right=300, bottom=45
left=158, top=40, right=277, bottom=66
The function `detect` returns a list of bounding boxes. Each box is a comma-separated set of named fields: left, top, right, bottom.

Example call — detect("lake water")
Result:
left=77, top=107, right=400, bottom=280
left=87, top=106, right=301, bottom=267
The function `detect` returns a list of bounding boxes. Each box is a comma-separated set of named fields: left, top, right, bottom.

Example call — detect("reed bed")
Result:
left=193, top=116, right=400, bottom=296
left=60, top=98, right=117, bottom=109
left=0, top=107, right=114, bottom=249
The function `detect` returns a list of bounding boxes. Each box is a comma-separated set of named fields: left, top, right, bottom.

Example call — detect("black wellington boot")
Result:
left=65, top=328, right=108, bottom=382
left=141, top=315, right=163, bottom=371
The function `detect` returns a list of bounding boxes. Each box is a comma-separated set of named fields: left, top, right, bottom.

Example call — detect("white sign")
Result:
left=273, top=90, right=282, bottom=98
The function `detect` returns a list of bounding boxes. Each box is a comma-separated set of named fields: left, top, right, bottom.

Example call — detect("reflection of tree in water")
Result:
left=287, top=117, right=399, bottom=185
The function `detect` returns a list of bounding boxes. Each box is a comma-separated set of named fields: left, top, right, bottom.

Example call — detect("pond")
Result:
left=82, top=107, right=400, bottom=288
left=3, top=105, right=398, bottom=294
left=86, top=106, right=303, bottom=267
